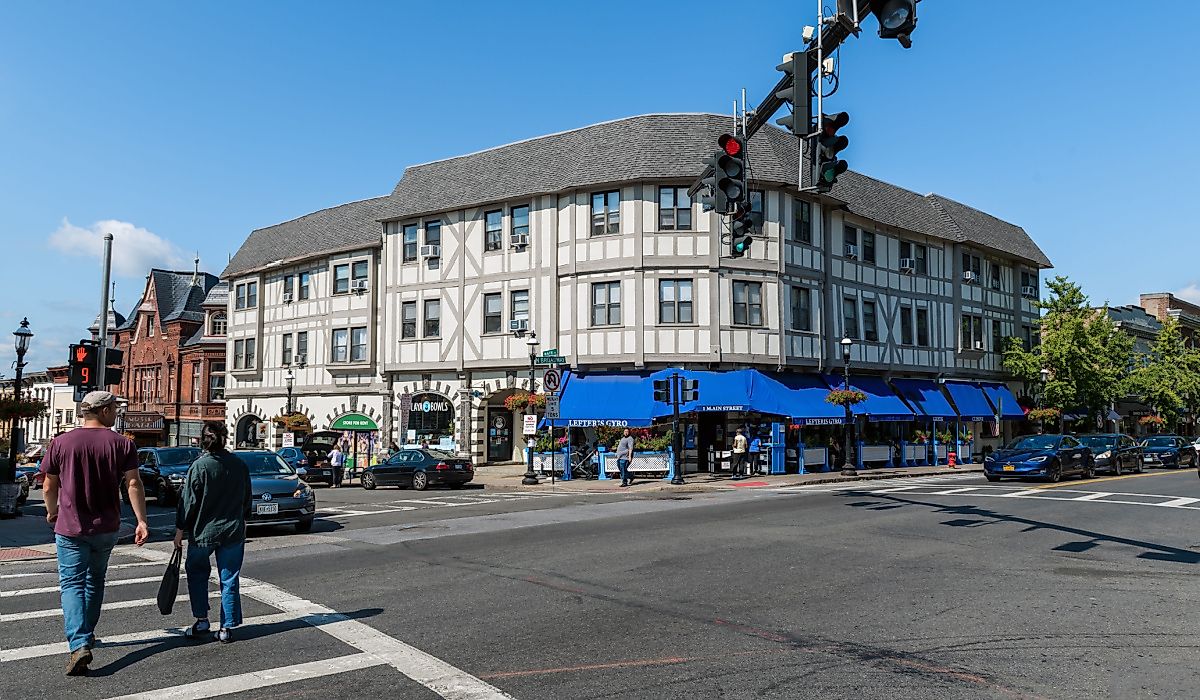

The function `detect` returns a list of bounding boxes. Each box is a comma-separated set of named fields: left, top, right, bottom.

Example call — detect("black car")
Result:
left=128, top=447, right=202, bottom=506
left=361, top=448, right=473, bottom=490
left=1140, top=435, right=1198, bottom=468
left=232, top=450, right=317, bottom=533
left=983, top=434, right=1095, bottom=482
left=293, top=431, right=342, bottom=485
left=1077, top=434, right=1143, bottom=475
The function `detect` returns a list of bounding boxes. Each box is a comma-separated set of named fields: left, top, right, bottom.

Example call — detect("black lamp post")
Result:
left=1038, top=367, right=1050, bottom=434
left=521, top=331, right=540, bottom=485
left=285, top=366, right=296, bottom=414
left=840, top=336, right=857, bottom=477
left=5, top=318, right=33, bottom=483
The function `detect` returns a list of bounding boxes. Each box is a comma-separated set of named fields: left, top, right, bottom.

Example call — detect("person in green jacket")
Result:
left=173, top=421, right=251, bottom=643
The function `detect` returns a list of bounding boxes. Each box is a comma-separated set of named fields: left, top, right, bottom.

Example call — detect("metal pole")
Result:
left=6, top=347, right=26, bottom=480
left=522, top=349, right=539, bottom=485
left=670, top=371, right=685, bottom=485
left=842, top=351, right=857, bottom=476
left=96, top=233, right=113, bottom=387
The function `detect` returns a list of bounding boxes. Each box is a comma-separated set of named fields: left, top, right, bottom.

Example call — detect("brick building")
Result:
left=1139, top=293, right=1200, bottom=347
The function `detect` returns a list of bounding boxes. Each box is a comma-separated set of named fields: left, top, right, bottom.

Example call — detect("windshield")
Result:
left=156, top=448, right=201, bottom=465
left=426, top=449, right=457, bottom=460
left=236, top=453, right=296, bottom=476
left=1144, top=437, right=1177, bottom=447
left=1005, top=435, right=1059, bottom=451
left=1078, top=436, right=1115, bottom=450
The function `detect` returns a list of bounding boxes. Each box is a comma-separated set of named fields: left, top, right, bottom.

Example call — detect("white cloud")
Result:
left=1175, top=284, right=1200, bottom=305
left=49, top=218, right=186, bottom=277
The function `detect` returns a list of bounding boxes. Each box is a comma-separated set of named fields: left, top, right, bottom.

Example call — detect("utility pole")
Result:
left=96, top=233, right=113, bottom=390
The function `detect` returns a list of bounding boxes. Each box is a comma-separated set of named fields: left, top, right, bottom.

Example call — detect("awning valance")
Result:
left=979, top=382, right=1025, bottom=421
left=944, top=382, right=995, bottom=422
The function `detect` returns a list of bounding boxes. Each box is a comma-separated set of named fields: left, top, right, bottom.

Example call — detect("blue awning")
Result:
left=764, top=372, right=847, bottom=425
left=892, top=378, right=957, bottom=421
left=549, top=371, right=658, bottom=427
left=944, top=382, right=995, bottom=422
left=677, top=369, right=757, bottom=413
left=823, top=375, right=914, bottom=422
left=980, top=382, right=1025, bottom=420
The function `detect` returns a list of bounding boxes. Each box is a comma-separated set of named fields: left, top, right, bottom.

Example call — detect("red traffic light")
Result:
left=718, top=133, right=743, bottom=157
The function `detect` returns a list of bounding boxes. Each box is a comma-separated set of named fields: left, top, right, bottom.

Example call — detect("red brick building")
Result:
left=111, top=266, right=225, bottom=446
left=1139, top=292, right=1200, bottom=347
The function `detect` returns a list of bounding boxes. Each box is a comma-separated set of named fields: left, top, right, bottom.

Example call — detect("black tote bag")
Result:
left=156, top=546, right=182, bottom=615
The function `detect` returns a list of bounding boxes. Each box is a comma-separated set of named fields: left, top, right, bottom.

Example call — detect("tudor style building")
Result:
left=221, top=113, right=1050, bottom=466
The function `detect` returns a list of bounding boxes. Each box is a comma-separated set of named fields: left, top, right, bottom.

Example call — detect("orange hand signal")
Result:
left=75, top=346, right=88, bottom=363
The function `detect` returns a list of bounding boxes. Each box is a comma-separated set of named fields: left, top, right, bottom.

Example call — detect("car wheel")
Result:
left=295, top=517, right=313, bottom=533
left=412, top=471, right=429, bottom=491
left=361, top=473, right=377, bottom=490
left=1081, top=462, right=1095, bottom=480
left=1047, top=461, right=1062, bottom=483
left=985, top=474, right=1001, bottom=482
left=1135, top=458, right=1144, bottom=474
left=1113, top=460, right=1122, bottom=476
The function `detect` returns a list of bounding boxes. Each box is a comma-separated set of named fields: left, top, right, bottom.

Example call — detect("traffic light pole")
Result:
left=670, top=372, right=685, bottom=485
left=95, top=233, right=113, bottom=389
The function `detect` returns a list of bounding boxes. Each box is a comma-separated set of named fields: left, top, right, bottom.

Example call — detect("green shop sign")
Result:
left=329, top=412, right=379, bottom=431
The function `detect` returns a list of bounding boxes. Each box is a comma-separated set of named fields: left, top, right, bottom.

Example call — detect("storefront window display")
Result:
left=406, top=393, right=456, bottom=449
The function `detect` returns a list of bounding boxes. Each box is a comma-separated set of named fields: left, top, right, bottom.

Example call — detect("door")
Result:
left=376, top=452, right=409, bottom=484
left=1060, top=437, right=1081, bottom=471
left=487, top=412, right=513, bottom=463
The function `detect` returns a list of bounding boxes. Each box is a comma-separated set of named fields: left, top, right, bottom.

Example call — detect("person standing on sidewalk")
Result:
left=615, top=429, right=635, bottom=487
left=329, top=444, right=345, bottom=488
left=730, top=428, right=749, bottom=479
left=174, top=422, right=251, bottom=644
left=42, top=390, right=149, bottom=676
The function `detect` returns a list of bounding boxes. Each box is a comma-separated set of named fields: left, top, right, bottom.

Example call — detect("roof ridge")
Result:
left=251, top=195, right=389, bottom=234
left=923, top=196, right=966, bottom=242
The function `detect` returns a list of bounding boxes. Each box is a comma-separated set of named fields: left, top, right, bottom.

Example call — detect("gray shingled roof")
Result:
left=202, top=281, right=228, bottom=308
left=926, top=194, right=1051, bottom=267
left=222, top=197, right=389, bottom=278
left=114, top=270, right=219, bottom=331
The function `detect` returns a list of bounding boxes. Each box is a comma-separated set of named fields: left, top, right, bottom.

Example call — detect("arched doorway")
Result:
left=236, top=414, right=263, bottom=449
left=484, top=389, right=521, bottom=463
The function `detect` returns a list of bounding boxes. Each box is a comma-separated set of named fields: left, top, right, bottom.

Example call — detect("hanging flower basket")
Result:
left=1138, top=415, right=1166, bottom=427
left=825, top=388, right=867, bottom=407
left=0, top=397, right=47, bottom=423
left=504, top=391, right=546, bottom=412
left=1026, top=407, right=1060, bottom=423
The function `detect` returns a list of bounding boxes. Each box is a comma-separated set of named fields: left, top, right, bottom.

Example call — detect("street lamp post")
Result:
left=3, top=318, right=33, bottom=511
left=840, top=336, right=857, bottom=477
left=1038, top=367, right=1050, bottom=434
left=285, top=366, right=296, bottom=415
left=522, top=332, right=540, bottom=485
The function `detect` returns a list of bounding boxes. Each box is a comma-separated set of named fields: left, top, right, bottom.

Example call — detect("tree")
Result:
left=1003, top=276, right=1133, bottom=428
left=1126, top=317, right=1200, bottom=432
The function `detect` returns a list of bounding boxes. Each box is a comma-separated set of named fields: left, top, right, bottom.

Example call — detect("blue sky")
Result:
left=1, top=1, right=1197, bottom=373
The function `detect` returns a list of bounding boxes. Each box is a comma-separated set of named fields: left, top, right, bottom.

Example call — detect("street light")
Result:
left=522, top=331, right=540, bottom=485
left=285, top=366, right=296, bottom=415
left=840, top=336, right=857, bottom=477
left=1038, top=368, right=1051, bottom=434
left=4, top=318, right=32, bottom=498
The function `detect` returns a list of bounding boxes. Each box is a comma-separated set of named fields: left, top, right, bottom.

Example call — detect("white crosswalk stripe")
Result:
left=1, top=575, right=161, bottom=597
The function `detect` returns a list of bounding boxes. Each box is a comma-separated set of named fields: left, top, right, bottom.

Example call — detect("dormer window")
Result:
left=210, top=312, right=227, bottom=336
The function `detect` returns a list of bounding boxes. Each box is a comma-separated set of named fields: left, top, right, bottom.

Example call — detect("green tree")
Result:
left=1126, top=317, right=1200, bottom=432
left=1003, top=276, right=1133, bottom=427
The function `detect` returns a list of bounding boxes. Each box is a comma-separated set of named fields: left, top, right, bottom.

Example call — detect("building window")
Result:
left=351, top=327, right=368, bottom=362
left=916, top=308, right=930, bottom=346
left=790, top=286, right=812, bottom=332
left=1021, top=271, right=1039, bottom=298
left=990, top=262, right=1002, bottom=290
left=900, top=306, right=914, bottom=345
left=658, top=186, right=692, bottom=231
left=512, top=205, right=530, bottom=241
left=732, top=281, right=763, bottom=327
left=862, top=231, right=876, bottom=264
left=352, top=261, right=369, bottom=287
left=511, top=290, right=529, bottom=324
left=235, top=284, right=246, bottom=309
left=246, top=283, right=257, bottom=308
left=282, top=333, right=293, bottom=366
left=900, top=241, right=928, bottom=274
left=961, top=314, right=985, bottom=349
left=793, top=199, right=812, bottom=244
left=962, top=253, right=982, bottom=281
left=401, top=301, right=417, bottom=339
left=283, top=275, right=295, bottom=301
left=296, top=332, right=308, bottom=365
left=191, top=362, right=202, bottom=403
left=992, top=319, right=1004, bottom=353
left=591, top=281, right=621, bottom=327
left=210, top=312, right=227, bottom=336
left=209, top=363, right=225, bottom=401
left=659, top=279, right=693, bottom=324
left=1022, top=324, right=1034, bottom=350
left=484, top=210, right=502, bottom=252
left=483, top=293, right=503, bottom=333
left=333, top=264, right=350, bottom=295
left=331, top=329, right=349, bottom=363
left=403, top=224, right=419, bottom=262
left=750, top=190, right=764, bottom=215
left=425, top=221, right=441, bottom=247
left=842, top=296, right=859, bottom=339
left=424, top=299, right=441, bottom=337
left=863, top=300, right=879, bottom=341
left=298, top=272, right=311, bottom=300
left=233, top=338, right=256, bottom=370
left=146, top=314, right=156, bottom=336
left=591, top=190, right=620, bottom=236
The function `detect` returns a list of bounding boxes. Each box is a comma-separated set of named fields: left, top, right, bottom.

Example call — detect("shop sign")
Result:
left=330, top=412, right=379, bottom=431
left=696, top=404, right=748, bottom=412
left=412, top=398, right=451, bottom=413
left=567, top=419, right=629, bottom=428
left=794, top=417, right=846, bottom=426
left=123, top=412, right=164, bottom=431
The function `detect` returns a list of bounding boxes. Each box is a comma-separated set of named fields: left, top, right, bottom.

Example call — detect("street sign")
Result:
left=522, top=414, right=538, bottom=436
left=534, top=355, right=568, bottom=366
left=545, top=395, right=560, bottom=419
left=542, top=368, right=562, bottom=392
left=282, top=432, right=295, bottom=448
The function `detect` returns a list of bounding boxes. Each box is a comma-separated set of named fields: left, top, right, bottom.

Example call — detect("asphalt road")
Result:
left=5, top=467, right=1200, bottom=699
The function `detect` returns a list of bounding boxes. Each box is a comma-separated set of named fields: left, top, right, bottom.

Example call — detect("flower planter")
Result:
left=599, top=451, right=672, bottom=475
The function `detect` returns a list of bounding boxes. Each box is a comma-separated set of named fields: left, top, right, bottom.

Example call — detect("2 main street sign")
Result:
left=533, top=349, right=568, bottom=366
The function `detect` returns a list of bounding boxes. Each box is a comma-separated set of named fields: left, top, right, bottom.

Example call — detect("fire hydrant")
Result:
left=948, top=451, right=957, bottom=468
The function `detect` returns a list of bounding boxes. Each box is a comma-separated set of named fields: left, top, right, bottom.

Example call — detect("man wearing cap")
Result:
left=42, top=390, right=149, bottom=676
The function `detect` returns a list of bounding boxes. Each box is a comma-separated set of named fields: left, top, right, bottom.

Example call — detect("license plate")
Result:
left=454, top=464, right=463, bottom=470
left=1002, top=465, right=1015, bottom=471
left=256, top=503, right=279, bottom=515
left=1144, top=456, right=1154, bottom=462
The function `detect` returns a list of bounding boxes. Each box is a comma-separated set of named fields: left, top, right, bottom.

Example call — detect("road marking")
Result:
left=1036, top=471, right=1181, bottom=489
left=866, top=485, right=924, bottom=494
left=996, top=489, right=1045, bottom=498
left=1070, top=492, right=1112, bottom=501
left=102, top=652, right=385, bottom=700
left=924, top=487, right=979, bottom=495
left=386, top=498, right=494, bottom=507
left=0, top=575, right=161, bottom=597
left=0, top=591, right=220, bottom=622
left=1157, top=497, right=1200, bottom=507
left=0, top=560, right=162, bottom=580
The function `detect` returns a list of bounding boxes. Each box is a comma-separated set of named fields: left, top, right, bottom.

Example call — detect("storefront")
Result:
left=122, top=411, right=166, bottom=447
left=403, top=393, right=455, bottom=450
left=273, top=412, right=313, bottom=449
left=329, top=412, right=380, bottom=475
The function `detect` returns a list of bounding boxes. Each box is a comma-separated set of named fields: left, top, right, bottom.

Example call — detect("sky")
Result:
left=1, top=1, right=1198, bottom=374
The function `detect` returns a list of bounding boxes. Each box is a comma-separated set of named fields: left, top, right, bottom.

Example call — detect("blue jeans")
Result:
left=56, top=532, right=119, bottom=652
left=617, top=458, right=630, bottom=483
left=185, top=540, right=244, bottom=628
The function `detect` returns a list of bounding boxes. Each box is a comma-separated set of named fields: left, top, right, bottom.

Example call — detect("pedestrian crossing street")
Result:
left=0, top=546, right=515, bottom=699
left=766, top=473, right=1200, bottom=511
left=316, top=490, right=602, bottom=522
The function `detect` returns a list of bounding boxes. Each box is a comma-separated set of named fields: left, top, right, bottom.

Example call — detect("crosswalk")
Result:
left=0, top=544, right=516, bottom=699
left=317, top=490, right=597, bottom=522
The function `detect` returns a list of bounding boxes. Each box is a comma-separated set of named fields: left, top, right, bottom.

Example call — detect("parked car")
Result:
left=276, top=446, right=310, bottom=476
left=361, top=448, right=473, bottom=491
left=232, top=450, right=317, bottom=533
left=125, top=447, right=201, bottom=507
left=1139, top=435, right=1197, bottom=468
left=983, top=434, right=1095, bottom=482
left=293, top=432, right=343, bottom=485
left=15, top=471, right=29, bottom=506
left=14, top=462, right=43, bottom=490
left=1077, top=434, right=1143, bottom=475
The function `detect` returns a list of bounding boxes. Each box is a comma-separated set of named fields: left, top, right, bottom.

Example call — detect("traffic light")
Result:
left=679, top=379, right=699, bottom=404
left=652, top=379, right=672, bottom=404
left=871, top=0, right=917, bottom=47
left=104, top=347, right=124, bottom=387
left=774, top=52, right=807, bottom=136
left=728, top=204, right=760, bottom=258
left=702, top=134, right=746, bottom=214
left=813, top=112, right=849, bottom=193
left=67, top=342, right=99, bottom=389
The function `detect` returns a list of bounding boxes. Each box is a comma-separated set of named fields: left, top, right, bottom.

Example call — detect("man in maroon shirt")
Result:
left=43, top=391, right=149, bottom=676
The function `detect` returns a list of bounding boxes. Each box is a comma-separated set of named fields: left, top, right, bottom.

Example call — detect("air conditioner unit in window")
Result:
left=420, top=244, right=441, bottom=259
left=510, top=232, right=529, bottom=248
left=351, top=280, right=369, bottom=294
left=899, top=258, right=917, bottom=274
left=962, top=271, right=979, bottom=284
left=294, top=354, right=307, bottom=368
left=282, top=291, right=294, bottom=304
left=844, top=244, right=858, bottom=259
left=1021, top=285, right=1038, bottom=298
left=973, top=340, right=985, bottom=351
left=508, top=319, right=529, bottom=333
